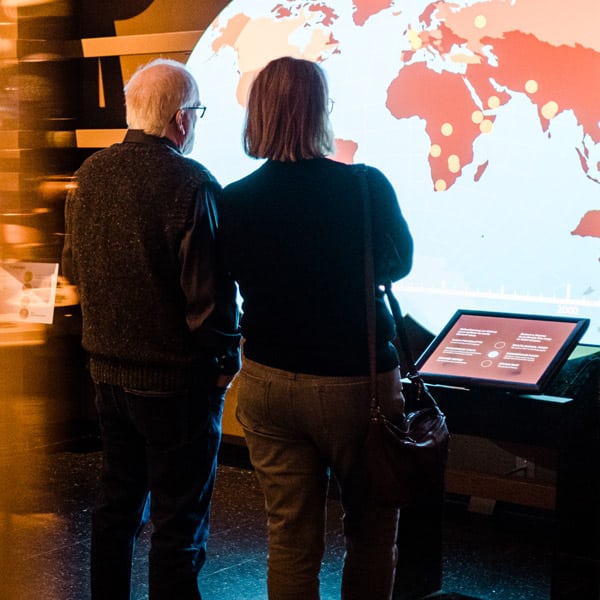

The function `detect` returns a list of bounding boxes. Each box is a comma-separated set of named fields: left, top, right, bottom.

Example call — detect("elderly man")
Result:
left=62, top=58, right=240, bottom=600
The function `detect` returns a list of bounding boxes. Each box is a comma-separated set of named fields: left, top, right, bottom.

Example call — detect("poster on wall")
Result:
left=0, top=262, right=59, bottom=324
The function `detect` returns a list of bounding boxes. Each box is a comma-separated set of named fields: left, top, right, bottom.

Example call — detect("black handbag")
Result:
left=354, top=165, right=450, bottom=508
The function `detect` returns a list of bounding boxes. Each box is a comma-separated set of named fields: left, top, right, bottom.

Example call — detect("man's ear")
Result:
left=175, top=109, right=185, bottom=134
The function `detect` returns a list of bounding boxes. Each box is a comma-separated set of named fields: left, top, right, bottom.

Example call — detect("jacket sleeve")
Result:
left=367, top=166, right=414, bottom=283
left=180, top=179, right=241, bottom=376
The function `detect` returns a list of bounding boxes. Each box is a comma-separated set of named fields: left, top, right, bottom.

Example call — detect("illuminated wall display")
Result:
left=185, top=0, right=600, bottom=346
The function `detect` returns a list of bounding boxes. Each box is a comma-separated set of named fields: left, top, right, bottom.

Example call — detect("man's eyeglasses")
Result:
left=181, top=105, right=207, bottom=118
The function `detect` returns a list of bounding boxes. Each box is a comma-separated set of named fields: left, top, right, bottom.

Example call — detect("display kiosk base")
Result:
left=393, top=352, right=600, bottom=599
left=394, top=488, right=444, bottom=599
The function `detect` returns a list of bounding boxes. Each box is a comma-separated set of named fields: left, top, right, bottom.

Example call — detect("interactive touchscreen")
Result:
left=414, top=310, right=590, bottom=393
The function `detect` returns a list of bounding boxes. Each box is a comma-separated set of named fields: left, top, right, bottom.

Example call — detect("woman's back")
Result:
left=220, top=157, right=412, bottom=375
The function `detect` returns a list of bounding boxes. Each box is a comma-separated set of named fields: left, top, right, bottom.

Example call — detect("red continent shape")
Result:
left=353, top=0, right=393, bottom=27
left=572, top=211, right=600, bottom=238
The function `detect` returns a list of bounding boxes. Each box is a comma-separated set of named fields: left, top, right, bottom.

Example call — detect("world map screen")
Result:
left=187, top=0, right=600, bottom=346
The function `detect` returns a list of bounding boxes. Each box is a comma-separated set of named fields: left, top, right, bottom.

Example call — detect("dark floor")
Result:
left=0, top=432, right=557, bottom=600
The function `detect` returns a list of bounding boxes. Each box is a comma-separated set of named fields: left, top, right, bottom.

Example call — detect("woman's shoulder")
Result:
left=223, top=165, right=262, bottom=194
left=361, top=162, right=389, bottom=181
left=340, top=161, right=392, bottom=192
left=325, top=158, right=387, bottom=179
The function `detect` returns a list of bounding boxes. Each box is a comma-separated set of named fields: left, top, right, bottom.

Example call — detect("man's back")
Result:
left=65, top=130, right=221, bottom=389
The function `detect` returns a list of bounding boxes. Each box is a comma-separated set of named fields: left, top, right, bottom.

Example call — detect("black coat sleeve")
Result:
left=180, top=179, right=241, bottom=376
left=366, top=166, right=414, bottom=284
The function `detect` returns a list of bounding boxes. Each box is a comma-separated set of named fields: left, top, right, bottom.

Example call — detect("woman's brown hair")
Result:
left=243, top=56, right=334, bottom=161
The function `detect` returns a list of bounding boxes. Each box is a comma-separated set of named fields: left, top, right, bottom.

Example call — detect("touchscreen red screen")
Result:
left=417, top=313, right=582, bottom=388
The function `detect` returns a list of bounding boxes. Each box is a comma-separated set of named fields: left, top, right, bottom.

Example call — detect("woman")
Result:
left=218, top=56, right=413, bottom=600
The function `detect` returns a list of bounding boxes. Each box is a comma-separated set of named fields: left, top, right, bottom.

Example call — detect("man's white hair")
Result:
left=124, top=58, right=199, bottom=136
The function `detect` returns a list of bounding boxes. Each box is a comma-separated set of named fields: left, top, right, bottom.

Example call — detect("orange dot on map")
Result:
left=435, top=179, right=448, bottom=192
left=441, top=123, right=453, bottom=136
left=542, top=101, right=559, bottom=120
left=487, top=95, right=500, bottom=109
left=480, top=119, right=493, bottom=134
left=525, top=80, right=538, bottom=94
left=472, top=110, right=484, bottom=124
left=430, top=144, right=442, bottom=158
left=448, top=155, right=461, bottom=173
left=474, top=15, right=487, bottom=29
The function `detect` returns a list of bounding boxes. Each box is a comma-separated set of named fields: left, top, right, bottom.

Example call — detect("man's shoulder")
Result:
left=78, top=143, right=119, bottom=165
left=78, top=142, right=217, bottom=184
left=180, top=155, right=217, bottom=182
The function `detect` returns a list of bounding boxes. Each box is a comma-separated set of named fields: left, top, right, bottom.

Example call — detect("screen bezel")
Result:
left=414, top=310, right=590, bottom=393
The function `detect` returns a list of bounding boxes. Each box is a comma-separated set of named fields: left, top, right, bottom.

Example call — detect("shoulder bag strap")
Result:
left=357, top=164, right=379, bottom=412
